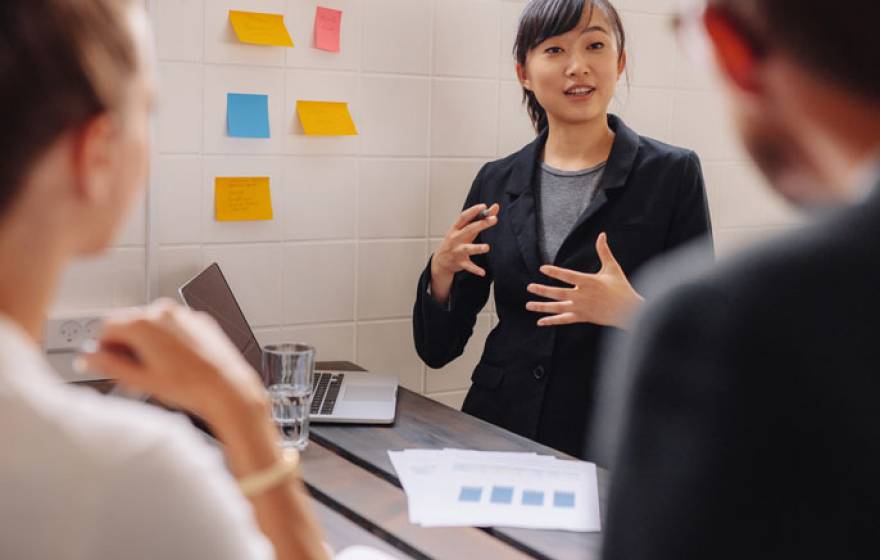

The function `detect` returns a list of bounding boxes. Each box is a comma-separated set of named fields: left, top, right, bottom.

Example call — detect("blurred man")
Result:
left=600, top=0, right=880, bottom=558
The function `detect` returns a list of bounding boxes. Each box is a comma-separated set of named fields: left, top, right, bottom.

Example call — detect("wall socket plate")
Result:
left=43, top=311, right=107, bottom=353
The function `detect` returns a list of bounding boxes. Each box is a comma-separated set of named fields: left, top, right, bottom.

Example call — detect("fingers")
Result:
left=526, top=283, right=570, bottom=301
left=79, top=346, right=146, bottom=387
left=459, top=213, right=499, bottom=240
left=463, top=244, right=491, bottom=256
left=595, top=232, right=621, bottom=270
left=454, top=204, right=489, bottom=229
left=525, top=300, right=572, bottom=314
left=461, top=261, right=487, bottom=277
left=539, top=265, right=587, bottom=286
left=537, top=312, right=578, bottom=327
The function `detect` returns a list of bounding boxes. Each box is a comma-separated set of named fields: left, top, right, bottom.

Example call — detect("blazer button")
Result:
left=533, top=366, right=545, bottom=380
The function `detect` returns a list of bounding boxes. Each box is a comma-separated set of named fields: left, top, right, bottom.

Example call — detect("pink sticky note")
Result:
left=314, top=6, right=342, bottom=52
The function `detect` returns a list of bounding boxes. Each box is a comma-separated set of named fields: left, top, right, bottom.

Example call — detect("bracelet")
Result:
left=238, top=448, right=301, bottom=498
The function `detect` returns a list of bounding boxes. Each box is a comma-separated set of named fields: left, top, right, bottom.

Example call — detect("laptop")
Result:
left=179, top=263, right=397, bottom=425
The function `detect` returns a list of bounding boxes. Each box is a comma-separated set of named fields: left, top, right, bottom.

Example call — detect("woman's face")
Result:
left=518, top=6, right=625, bottom=129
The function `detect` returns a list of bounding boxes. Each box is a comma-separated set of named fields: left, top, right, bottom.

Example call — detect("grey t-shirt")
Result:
left=538, top=161, right=607, bottom=264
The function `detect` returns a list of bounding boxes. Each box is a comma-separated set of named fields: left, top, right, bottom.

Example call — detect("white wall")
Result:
left=51, top=0, right=802, bottom=409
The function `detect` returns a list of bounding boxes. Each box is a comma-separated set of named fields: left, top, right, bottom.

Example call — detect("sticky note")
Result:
left=314, top=6, right=342, bottom=52
left=215, top=177, right=273, bottom=221
left=227, top=93, right=270, bottom=138
left=229, top=10, right=294, bottom=47
left=296, top=100, right=358, bottom=136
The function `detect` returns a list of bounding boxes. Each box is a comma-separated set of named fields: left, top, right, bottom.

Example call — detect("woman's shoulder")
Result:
left=633, top=133, right=700, bottom=169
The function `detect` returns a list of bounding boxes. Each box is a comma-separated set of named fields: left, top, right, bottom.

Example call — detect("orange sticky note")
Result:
left=215, top=177, right=273, bottom=221
left=296, top=100, right=358, bottom=136
left=229, top=10, right=294, bottom=47
left=314, top=6, right=342, bottom=52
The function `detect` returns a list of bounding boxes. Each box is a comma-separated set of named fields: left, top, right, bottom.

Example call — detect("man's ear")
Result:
left=70, top=113, right=116, bottom=204
left=516, top=62, right=532, bottom=91
left=704, top=7, right=761, bottom=93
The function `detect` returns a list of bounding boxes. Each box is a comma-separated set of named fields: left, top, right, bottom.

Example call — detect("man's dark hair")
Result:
left=712, top=0, right=880, bottom=100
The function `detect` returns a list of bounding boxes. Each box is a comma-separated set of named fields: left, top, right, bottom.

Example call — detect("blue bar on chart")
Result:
left=458, top=486, right=483, bottom=503
left=553, top=491, right=576, bottom=508
left=490, top=486, right=514, bottom=504
left=522, top=490, right=545, bottom=506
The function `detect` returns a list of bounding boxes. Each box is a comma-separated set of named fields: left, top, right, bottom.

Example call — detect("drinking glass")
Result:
left=263, top=343, right=315, bottom=450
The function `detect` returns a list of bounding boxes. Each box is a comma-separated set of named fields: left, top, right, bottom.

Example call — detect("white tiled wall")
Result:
left=50, top=0, right=801, bottom=411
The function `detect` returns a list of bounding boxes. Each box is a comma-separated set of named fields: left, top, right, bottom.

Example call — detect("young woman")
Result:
left=413, top=0, right=712, bottom=459
left=0, top=1, right=327, bottom=558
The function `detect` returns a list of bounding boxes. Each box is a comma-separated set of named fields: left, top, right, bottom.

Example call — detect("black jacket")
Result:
left=601, top=173, right=880, bottom=559
left=413, top=115, right=712, bottom=458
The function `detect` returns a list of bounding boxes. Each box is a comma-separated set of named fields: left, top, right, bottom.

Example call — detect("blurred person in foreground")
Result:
left=598, top=0, right=880, bottom=558
left=0, top=1, right=330, bottom=558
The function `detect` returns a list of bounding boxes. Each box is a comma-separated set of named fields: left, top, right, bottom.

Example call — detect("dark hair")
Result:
left=0, top=0, right=137, bottom=218
left=711, top=0, right=880, bottom=101
left=513, top=0, right=626, bottom=132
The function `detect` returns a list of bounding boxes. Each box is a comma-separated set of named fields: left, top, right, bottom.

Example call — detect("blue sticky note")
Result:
left=490, top=486, right=514, bottom=504
left=522, top=490, right=544, bottom=506
left=227, top=93, right=270, bottom=138
left=458, top=486, right=483, bottom=503
left=553, top=491, right=576, bottom=508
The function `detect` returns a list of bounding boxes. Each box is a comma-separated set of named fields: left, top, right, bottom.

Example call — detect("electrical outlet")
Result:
left=44, top=311, right=107, bottom=352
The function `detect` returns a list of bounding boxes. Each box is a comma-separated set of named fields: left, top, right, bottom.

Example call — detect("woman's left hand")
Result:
left=526, top=233, right=644, bottom=329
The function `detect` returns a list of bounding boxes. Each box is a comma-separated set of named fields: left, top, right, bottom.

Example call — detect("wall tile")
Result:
left=155, top=0, right=204, bottom=62
left=285, top=0, right=362, bottom=71
left=357, top=320, right=425, bottom=391
left=282, top=157, right=356, bottom=241
left=703, top=162, right=801, bottom=229
left=281, top=324, right=356, bottom=362
left=615, top=86, right=674, bottom=143
left=497, top=81, right=536, bottom=156
left=204, top=0, right=288, bottom=67
left=427, top=390, right=467, bottom=410
left=202, top=244, right=284, bottom=327
left=359, top=160, right=428, bottom=239
left=358, top=240, right=427, bottom=320
left=158, top=62, right=203, bottom=154
left=621, top=12, right=676, bottom=89
left=156, top=156, right=202, bottom=244
left=361, top=76, right=430, bottom=156
left=431, top=79, right=498, bottom=157
left=434, top=0, right=501, bottom=79
left=283, top=242, right=355, bottom=324
left=114, top=193, right=147, bottom=247
left=499, top=1, right=527, bottom=80
left=202, top=156, right=284, bottom=243
left=714, top=226, right=793, bottom=258
left=156, top=246, right=204, bottom=300
left=362, top=0, right=431, bottom=74
left=672, top=90, right=746, bottom=161
left=429, top=159, right=485, bottom=237
left=283, top=70, right=360, bottom=155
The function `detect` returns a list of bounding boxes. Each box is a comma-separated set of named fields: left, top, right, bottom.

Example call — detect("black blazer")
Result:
left=600, top=173, right=880, bottom=559
left=413, top=115, right=712, bottom=458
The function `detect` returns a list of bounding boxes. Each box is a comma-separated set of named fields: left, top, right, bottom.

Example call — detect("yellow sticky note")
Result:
left=296, top=101, right=358, bottom=136
left=229, top=10, right=294, bottom=47
left=215, top=177, right=273, bottom=221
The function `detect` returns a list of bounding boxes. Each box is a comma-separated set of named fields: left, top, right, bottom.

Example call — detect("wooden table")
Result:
left=305, top=362, right=606, bottom=560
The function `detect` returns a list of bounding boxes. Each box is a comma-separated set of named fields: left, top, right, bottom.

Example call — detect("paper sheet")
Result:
left=314, top=6, right=343, bottom=52
left=296, top=100, right=358, bottom=136
left=229, top=10, right=294, bottom=47
left=226, top=93, right=270, bottom=138
left=215, top=177, right=273, bottom=221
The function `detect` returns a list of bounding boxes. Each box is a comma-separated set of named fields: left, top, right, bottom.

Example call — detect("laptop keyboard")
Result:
left=310, top=372, right=345, bottom=416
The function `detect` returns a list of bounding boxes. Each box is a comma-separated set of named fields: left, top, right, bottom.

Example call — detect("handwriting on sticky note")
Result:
left=296, top=101, right=358, bottom=136
left=229, top=10, right=294, bottom=47
left=215, top=177, right=273, bottom=221
left=227, top=93, right=270, bottom=138
left=314, top=6, right=342, bottom=52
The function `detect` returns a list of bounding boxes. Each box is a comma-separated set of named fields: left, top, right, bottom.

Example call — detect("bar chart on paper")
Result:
left=388, top=449, right=601, bottom=532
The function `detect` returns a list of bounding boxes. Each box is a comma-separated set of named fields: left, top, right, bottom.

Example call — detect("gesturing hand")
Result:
left=526, top=233, right=644, bottom=329
left=429, top=203, right=500, bottom=305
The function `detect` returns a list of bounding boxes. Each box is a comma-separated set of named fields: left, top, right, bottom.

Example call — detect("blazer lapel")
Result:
left=555, top=115, right=641, bottom=263
left=505, top=130, right=547, bottom=275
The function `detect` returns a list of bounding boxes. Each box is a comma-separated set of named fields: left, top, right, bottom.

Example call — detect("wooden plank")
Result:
left=313, top=362, right=605, bottom=560
left=310, top=499, right=407, bottom=559
left=300, top=441, right=534, bottom=560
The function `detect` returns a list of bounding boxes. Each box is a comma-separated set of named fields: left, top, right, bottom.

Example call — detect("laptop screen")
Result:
left=179, top=263, right=266, bottom=384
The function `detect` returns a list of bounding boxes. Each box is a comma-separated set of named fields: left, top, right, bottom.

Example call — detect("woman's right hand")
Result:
left=79, top=300, right=267, bottom=433
left=430, top=203, right=500, bottom=304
